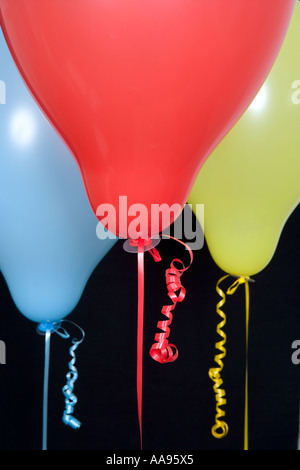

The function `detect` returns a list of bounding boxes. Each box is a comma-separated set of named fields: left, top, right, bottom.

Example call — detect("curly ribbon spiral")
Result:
left=209, top=275, right=250, bottom=450
left=149, top=236, right=193, bottom=363
left=127, top=236, right=192, bottom=450
left=57, top=321, right=85, bottom=430
left=62, top=339, right=81, bottom=429
left=37, top=320, right=85, bottom=450
left=208, top=275, right=229, bottom=439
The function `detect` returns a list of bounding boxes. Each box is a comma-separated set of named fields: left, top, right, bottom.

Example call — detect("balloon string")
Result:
left=149, top=235, right=193, bottom=363
left=243, top=280, right=250, bottom=450
left=37, top=320, right=84, bottom=450
left=137, top=239, right=145, bottom=450
left=62, top=339, right=81, bottom=429
left=226, top=276, right=250, bottom=450
left=130, top=236, right=192, bottom=450
left=208, top=275, right=230, bottom=439
left=209, top=275, right=250, bottom=446
left=57, top=321, right=85, bottom=430
left=42, top=330, right=51, bottom=451
left=129, top=237, right=162, bottom=450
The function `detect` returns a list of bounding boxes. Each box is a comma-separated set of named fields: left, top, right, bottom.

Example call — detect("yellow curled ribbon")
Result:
left=209, top=274, right=250, bottom=450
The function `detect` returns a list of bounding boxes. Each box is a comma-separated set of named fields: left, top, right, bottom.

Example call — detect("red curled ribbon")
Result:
left=128, top=236, right=192, bottom=450
left=149, top=237, right=193, bottom=363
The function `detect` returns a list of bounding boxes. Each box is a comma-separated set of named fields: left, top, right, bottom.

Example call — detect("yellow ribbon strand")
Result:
left=208, top=274, right=230, bottom=439
left=244, top=280, right=250, bottom=451
left=209, top=274, right=250, bottom=450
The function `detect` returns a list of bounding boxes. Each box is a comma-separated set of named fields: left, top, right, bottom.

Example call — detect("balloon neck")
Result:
left=130, top=238, right=152, bottom=248
left=230, top=274, right=255, bottom=283
left=123, top=236, right=161, bottom=254
left=37, top=321, right=62, bottom=335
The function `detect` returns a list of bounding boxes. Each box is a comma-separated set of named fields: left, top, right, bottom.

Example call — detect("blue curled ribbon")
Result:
left=55, top=321, right=85, bottom=430
left=38, top=320, right=85, bottom=431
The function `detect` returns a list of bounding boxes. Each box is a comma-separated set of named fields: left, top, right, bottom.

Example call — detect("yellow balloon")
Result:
left=188, top=1, right=300, bottom=277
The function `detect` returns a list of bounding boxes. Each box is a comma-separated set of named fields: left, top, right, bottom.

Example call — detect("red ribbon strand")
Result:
left=130, top=236, right=193, bottom=450
left=136, top=239, right=145, bottom=450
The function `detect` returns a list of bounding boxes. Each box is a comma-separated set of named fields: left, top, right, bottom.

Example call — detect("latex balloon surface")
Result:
left=0, top=0, right=295, bottom=238
left=188, top=1, right=300, bottom=277
left=0, top=27, right=117, bottom=323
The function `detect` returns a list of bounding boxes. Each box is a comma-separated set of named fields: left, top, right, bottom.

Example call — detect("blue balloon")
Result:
left=0, top=27, right=117, bottom=324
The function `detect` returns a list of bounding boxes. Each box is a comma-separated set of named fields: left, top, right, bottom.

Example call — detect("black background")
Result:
left=0, top=204, right=299, bottom=452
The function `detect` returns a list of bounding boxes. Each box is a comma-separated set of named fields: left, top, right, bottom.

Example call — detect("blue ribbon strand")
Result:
left=61, top=336, right=82, bottom=429
left=37, top=320, right=85, bottom=450
left=42, top=330, right=51, bottom=451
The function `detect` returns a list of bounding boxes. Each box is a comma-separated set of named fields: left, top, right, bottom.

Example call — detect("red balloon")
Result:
left=0, top=0, right=295, bottom=238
